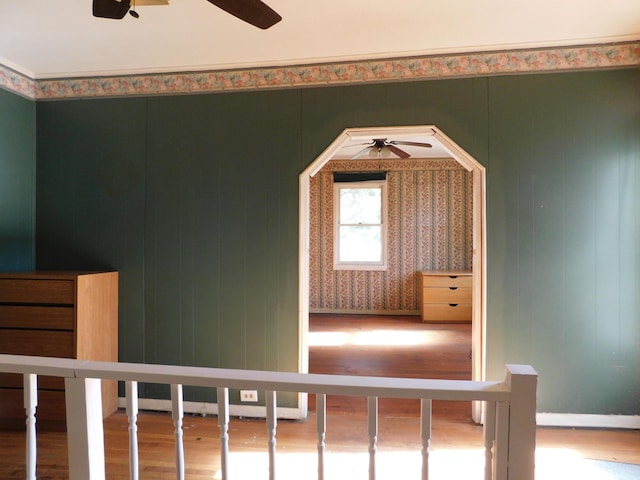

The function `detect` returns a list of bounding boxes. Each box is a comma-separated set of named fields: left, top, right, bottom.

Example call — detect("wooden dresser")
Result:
left=0, top=271, right=118, bottom=427
left=418, top=270, right=472, bottom=323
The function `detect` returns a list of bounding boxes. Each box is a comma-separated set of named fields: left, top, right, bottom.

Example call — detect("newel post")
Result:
left=505, top=365, right=537, bottom=480
left=65, top=377, right=106, bottom=480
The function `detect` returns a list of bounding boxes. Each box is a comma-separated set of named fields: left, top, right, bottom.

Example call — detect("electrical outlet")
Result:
left=240, top=390, right=258, bottom=402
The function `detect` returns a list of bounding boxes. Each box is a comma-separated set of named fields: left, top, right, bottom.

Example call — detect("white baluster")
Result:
left=483, top=401, right=496, bottom=480
left=316, top=394, right=326, bottom=480
left=217, top=387, right=230, bottom=480
left=367, top=396, right=378, bottom=480
left=266, top=390, right=277, bottom=480
left=494, top=401, right=509, bottom=480
left=23, top=373, right=37, bottom=480
left=505, top=365, right=538, bottom=480
left=64, top=377, right=106, bottom=480
left=420, top=399, right=432, bottom=480
left=170, top=384, right=185, bottom=480
left=126, top=381, right=139, bottom=480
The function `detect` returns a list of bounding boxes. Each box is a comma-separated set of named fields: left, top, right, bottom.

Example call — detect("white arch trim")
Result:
left=298, top=125, right=487, bottom=422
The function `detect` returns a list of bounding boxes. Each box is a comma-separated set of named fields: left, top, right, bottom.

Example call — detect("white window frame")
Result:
left=333, top=180, right=388, bottom=271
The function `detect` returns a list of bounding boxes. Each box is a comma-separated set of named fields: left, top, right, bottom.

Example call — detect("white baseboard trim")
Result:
left=118, top=397, right=305, bottom=420
left=117, top=399, right=640, bottom=429
left=537, top=413, right=640, bottom=429
left=310, top=308, right=419, bottom=315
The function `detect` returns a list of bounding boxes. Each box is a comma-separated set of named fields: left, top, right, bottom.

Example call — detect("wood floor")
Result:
left=0, top=314, right=638, bottom=479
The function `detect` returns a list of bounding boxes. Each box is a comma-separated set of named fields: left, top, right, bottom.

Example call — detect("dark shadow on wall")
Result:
left=0, top=235, right=34, bottom=271
left=35, top=237, right=115, bottom=272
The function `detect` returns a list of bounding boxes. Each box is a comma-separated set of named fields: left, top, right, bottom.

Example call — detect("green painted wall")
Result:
left=36, top=91, right=302, bottom=404
left=35, top=98, right=148, bottom=368
left=486, top=71, right=640, bottom=415
left=32, top=69, right=640, bottom=414
left=0, top=89, right=35, bottom=271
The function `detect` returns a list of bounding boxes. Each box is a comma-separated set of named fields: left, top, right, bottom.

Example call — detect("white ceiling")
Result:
left=333, top=135, right=450, bottom=160
left=1, top=0, right=639, bottom=80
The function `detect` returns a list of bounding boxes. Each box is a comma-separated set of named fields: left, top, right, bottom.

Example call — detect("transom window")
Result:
left=333, top=176, right=388, bottom=270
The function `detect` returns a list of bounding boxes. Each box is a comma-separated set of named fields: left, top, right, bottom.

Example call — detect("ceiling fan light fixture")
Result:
left=93, top=0, right=132, bottom=19
left=350, top=137, right=433, bottom=160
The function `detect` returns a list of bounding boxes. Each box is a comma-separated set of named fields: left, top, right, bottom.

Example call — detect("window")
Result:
left=333, top=178, right=387, bottom=270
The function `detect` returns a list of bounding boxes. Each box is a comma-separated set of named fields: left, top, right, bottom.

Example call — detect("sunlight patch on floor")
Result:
left=309, top=329, right=441, bottom=347
left=536, top=448, right=619, bottom=480
left=213, top=448, right=620, bottom=480
left=214, top=449, right=480, bottom=480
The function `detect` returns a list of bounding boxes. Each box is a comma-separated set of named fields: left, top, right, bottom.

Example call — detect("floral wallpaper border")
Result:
left=1, top=41, right=639, bottom=100
left=0, top=65, right=35, bottom=99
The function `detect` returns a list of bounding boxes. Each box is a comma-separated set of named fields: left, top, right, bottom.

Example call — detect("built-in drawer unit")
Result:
left=418, top=270, right=472, bottom=323
left=0, top=271, right=118, bottom=427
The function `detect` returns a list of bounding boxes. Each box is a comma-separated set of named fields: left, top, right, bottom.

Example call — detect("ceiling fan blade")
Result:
left=351, top=146, right=373, bottom=159
left=206, top=0, right=282, bottom=29
left=93, top=0, right=131, bottom=19
left=389, top=140, right=433, bottom=148
left=387, top=144, right=411, bottom=158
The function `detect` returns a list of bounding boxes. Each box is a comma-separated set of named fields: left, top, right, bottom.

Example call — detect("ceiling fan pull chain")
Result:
left=130, top=0, right=139, bottom=18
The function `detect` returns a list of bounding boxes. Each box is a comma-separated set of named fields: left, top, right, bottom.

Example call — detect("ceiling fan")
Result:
left=351, top=138, right=433, bottom=159
left=93, top=0, right=282, bottom=30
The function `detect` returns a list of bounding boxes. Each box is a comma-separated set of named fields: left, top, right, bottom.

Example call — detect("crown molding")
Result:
left=1, top=41, right=638, bottom=101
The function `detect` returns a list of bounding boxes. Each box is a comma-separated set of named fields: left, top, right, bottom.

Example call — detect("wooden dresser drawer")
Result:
left=422, top=274, right=472, bottom=288
left=422, top=286, right=471, bottom=304
left=422, top=303, right=472, bottom=322
left=0, top=389, right=67, bottom=426
left=0, top=329, right=74, bottom=358
left=0, top=305, right=74, bottom=330
left=0, top=373, right=64, bottom=390
left=0, top=279, right=75, bottom=305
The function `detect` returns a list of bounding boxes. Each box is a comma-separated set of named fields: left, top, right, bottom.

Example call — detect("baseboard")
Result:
left=310, top=308, right=420, bottom=315
left=118, top=400, right=639, bottom=429
left=537, top=413, right=640, bottom=429
left=118, top=397, right=305, bottom=420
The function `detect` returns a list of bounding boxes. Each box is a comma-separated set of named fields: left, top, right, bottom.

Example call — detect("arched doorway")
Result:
left=298, top=125, right=486, bottom=422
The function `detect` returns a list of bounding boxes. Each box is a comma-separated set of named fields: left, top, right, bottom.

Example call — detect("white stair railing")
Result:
left=421, top=398, right=432, bottom=480
left=0, top=354, right=537, bottom=480
left=170, top=384, right=185, bottom=480
left=217, top=386, right=230, bottom=479
left=316, top=393, right=327, bottom=480
left=125, top=380, right=139, bottom=480
left=367, top=396, right=378, bottom=480
left=23, top=373, right=37, bottom=480
left=266, top=390, right=278, bottom=480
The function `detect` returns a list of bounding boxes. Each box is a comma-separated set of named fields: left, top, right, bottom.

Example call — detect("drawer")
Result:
left=0, top=305, right=74, bottom=330
left=0, top=388, right=67, bottom=425
left=0, top=373, right=64, bottom=390
left=422, top=286, right=471, bottom=303
left=422, top=303, right=472, bottom=322
left=0, top=279, right=75, bottom=305
left=0, top=329, right=74, bottom=358
left=421, top=274, right=472, bottom=288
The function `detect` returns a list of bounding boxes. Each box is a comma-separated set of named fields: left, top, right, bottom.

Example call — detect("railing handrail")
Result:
left=0, top=353, right=510, bottom=402
left=0, top=353, right=537, bottom=480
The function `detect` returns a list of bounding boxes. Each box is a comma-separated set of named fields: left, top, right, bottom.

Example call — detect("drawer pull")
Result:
left=449, top=303, right=459, bottom=307
left=449, top=287, right=458, bottom=291
left=449, top=276, right=458, bottom=279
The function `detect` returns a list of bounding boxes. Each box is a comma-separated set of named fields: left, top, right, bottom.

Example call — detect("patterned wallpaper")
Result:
left=2, top=42, right=638, bottom=100
left=309, top=159, right=473, bottom=312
